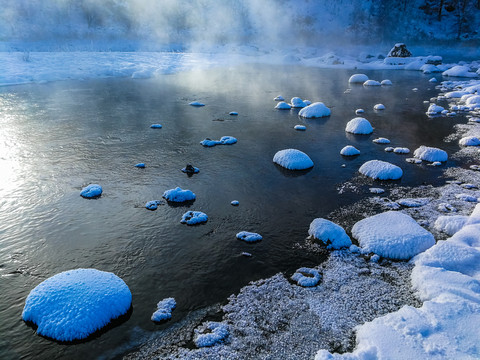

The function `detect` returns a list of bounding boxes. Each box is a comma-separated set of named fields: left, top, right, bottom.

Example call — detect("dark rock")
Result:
left=387, top=43, right=412, bottom=58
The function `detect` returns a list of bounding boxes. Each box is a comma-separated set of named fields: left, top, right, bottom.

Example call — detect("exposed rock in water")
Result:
left=387, top=43, right=412, bottom=58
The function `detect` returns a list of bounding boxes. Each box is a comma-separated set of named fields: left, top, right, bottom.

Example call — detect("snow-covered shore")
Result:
left=1, top=48, right=478, bottom=87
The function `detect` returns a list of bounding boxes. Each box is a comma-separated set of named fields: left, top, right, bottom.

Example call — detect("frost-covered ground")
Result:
left=120, top=63, right=480, bottom=359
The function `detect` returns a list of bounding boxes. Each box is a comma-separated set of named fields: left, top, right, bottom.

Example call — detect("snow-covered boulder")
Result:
left=466, top=95, right=480, bottom=106
left=459, top=136, right=480, bottom=146
left=180, top=211, right=208, bottom=225
left=340, top=145, right=360, bottom=156
left=393, top=147, right=410, bottom=154
left=294, top=125, right=307, bottom=131
left=291, top=267, right=322, bottom=287
left=151, top=297, right=176, bottom=322
left=373, top=137, right=390, bottom=144
left=236, top=231, right=262, bottom=243
left=374, top=104, right=385, bottom=110
left=189, top=101, right=205, bottom=106
left=145, top=200, right=162, bottom=210
left=426, top=104, right=444, bottom=115
left=150, top=124, right=162, bottom=129
left=355, top=109, right=365, bottom=114
left=290, top=97, right=307, bottom=108
left=381, top=79, right=392, bottom=85
left=274, top=95, right=284, bottom=101
left=22, top=269, right=132, bottom=341
left=308, top=218, right=352, bottom=249
left=80, top=184, right=102, bottom=199
left=231, top=200, right=239, bottom=206
left=420, top=64, right=440, bottom=74
left=397, top=198, right=429, bottom=208
left=348, top=74, right=369, bottom=83
left=163, top=187, right=196, bottom=202
left=200, top=136, right=237, bottom=147
left=445, top=91, right=469, bottom=99
left=442, top=65, right=478, bottom=78
left=135, top=163, right=146, bottom=168
left=413, top=145, right=448, bottom=162
left=298, top=102, right=331, bottom=118
left=352, top=211, right=435, bottom=260
left=275, top=101, right=291, bottom=110
left=363, top=80, right=381, bottom=86
left=387, top=43, right=412, bottom=57
left=181, top=164, right=199, bottom=174
left=273, top=149, right=314, bottom=170
left=359, top=160, right=403, bottom=180
left=434, top=215, right=469, bottom=236
left=194, top=321, right=229, bottom=348
left=345, top=117, right=373, bottom=134
left=229, top=111, right=238, bottom=116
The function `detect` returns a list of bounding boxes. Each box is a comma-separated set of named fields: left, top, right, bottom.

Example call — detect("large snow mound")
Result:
left=359, top=160, right=403, bottom=180
left=308, top=218, right=352, bottom=249
left=345, top=117, right=373, bottom=134
left=298, top=102, right=331, bottom=118
left=22, top=269, right=132, bottom=341
left=316, top=204, right=480, bottom=360
left=413, top=145, right=448, bottom=162
left=273, top=149, right=314, bottom=170
left=163, top=187, right=196, bottom=202
left=352, top=211, right=435, bottom=260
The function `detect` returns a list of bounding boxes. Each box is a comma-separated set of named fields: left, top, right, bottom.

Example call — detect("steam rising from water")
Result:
left=0, top=0, right=414, bottom=51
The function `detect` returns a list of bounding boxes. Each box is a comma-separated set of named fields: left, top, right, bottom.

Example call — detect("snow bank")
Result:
left=359, top=160, right=403, bottom=180
left=236, top=231, right=263, bottom=243
left=434, top=215, right=469, bottom=236
left=352, top=211, right=435, bottom=260
left=345, top=117, right=373, bottom=135
left=273, top=149, right=314, bottom=170
left=298, top=102, right=331, bottom=118
left=22, top=269, right=132, bottom=341
left=194, top=321, right=229, bottom=348
left=316, top=204, right=480, bottom=360
left=340, top=145, right=360, bottom=156
left=151, top=297, right=176, bottom=322
left=459, top=136, right=480, bottom=146
left=275, top=101, right=291, bottom=110
left=80, top=184, right=102, bottom=199
left=348, top=74, right=369, bottom=83
left=442, top=65, right=478, bottom=78
left=162, top=187, right=196, bottom=202
left=180, top=211, right=208, bottom=225
left=413, top=145, right=448, bottom=162
left=291, top=267, right=322, bottom=287
left=308, top=218, right=352, bottom=249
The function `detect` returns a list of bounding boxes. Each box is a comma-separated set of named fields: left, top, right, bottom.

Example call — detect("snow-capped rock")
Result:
left=352, top=211, right=435, bottom=260
left=298, top=102, right=331, bottom=118
left=308, top=218, right=352, bottom=249
left=359, top=160, right=403, bottom=180
left=345, top=117, right=373, bottom=134
left=273, top=149, right=314, bottom=170
left=22, top=269, right=132, bottom=341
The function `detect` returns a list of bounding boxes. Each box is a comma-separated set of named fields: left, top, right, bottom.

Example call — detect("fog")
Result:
left=0, top=0, right=479, bottom=51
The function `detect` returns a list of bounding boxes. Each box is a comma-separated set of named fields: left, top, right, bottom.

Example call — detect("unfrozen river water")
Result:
left=0, top=65, right=464, bottom=359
